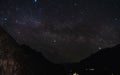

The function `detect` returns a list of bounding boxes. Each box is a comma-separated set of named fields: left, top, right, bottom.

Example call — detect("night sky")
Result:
left=0, top=0, right=120, bottom=63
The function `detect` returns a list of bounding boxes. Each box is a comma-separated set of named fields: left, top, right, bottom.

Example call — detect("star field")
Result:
left=0, top=0, right=120, bottom=63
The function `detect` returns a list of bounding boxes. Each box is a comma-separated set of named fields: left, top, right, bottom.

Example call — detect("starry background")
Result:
left=0, top=0, right=120, bottom=63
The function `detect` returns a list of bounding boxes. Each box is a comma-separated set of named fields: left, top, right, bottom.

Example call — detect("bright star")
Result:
left=34, top=0, right=37, bottom=3
left=4, top=18, right=7, bottom=21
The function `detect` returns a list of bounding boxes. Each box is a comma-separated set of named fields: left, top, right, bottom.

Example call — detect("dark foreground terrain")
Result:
left=67, top=44, right=120, bottom=75
left=0, top=26, right=120, bottom=75
left=0, top=26, right=66, bottom=75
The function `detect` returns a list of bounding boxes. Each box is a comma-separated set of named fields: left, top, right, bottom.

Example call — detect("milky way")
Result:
left=0, top=0, right=120, bottom=63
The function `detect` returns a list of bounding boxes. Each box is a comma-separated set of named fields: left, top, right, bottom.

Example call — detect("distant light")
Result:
left=85, top=68, right=95, bottom=71
left=89, top=68, right=95, bottom=71
left=73, top=72, right=79, bottom=75
left=112, top=73, right=114, bottom=75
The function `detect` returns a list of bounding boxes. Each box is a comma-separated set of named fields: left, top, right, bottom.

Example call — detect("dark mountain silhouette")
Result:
left=0, top=26, right=22, bottom=75
left=66, top=44, right=120, bottom=75
left=19, top=45, right=66, bottom=75
left=0, top=26, right=66, bottom=75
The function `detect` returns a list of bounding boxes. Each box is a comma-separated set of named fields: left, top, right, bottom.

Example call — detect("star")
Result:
left=4, top=17, right=8, bottom=21
left=114, top=17, right=119, bottom=21
left=34, top=0, right=38, bottom=3
left=53, top=39, right=57, bottom=43
left=17, top=31, right=21, bottom=35
left=98, top=47, right=102, bottom=50
left=15, top=20, right=18, bottom=23
left=16, top=7, right=19, bottom=11
left=73, top=3, right=78, bottom=6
